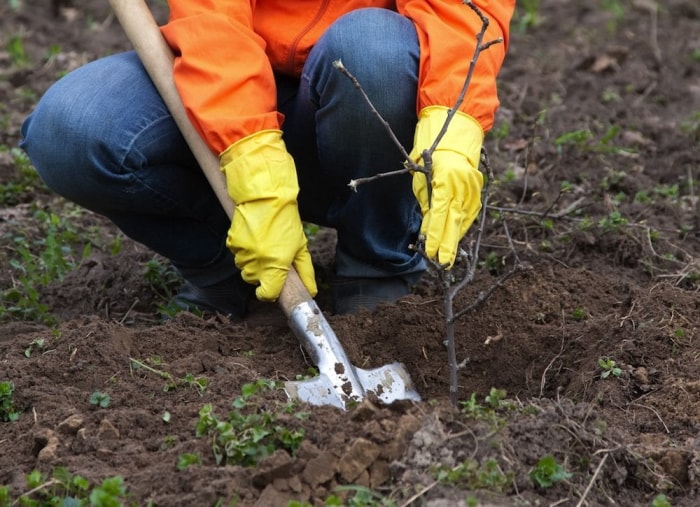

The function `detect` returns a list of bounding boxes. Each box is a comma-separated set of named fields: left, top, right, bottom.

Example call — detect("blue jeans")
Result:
left=20, top=8, right=425, bottom=287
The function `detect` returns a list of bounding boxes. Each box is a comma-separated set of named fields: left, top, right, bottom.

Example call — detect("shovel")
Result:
left=108, top=0, right=421, bottom=409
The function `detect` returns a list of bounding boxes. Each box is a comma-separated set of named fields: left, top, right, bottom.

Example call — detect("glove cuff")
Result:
left=219, top=130, right=298, bottom=205
left=413, top=106, right=484, bottom=162
left=220, top=129, right=286, bottom=166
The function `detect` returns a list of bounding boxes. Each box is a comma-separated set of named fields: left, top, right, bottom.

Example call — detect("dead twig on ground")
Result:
left=576, top=452, right=609, bottom=507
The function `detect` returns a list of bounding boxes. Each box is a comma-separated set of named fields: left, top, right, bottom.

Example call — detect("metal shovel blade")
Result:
left=283, top=299, right=421, bottom=409
left=285, top=362, right=421, bottom=409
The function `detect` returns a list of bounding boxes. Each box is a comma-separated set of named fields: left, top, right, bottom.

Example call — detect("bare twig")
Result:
left=630, top=402, right=670, bottom=434
left=335, top=1, right=508, bottom=405
left=400, top=480, right=439, bottom=507
left=425, top=1, right=501, bottom=156
left=13, top=479, right=60, bottom=506
left=333, top=59, right=415, bottom=173
left=576, top=453, right=609, bottom=507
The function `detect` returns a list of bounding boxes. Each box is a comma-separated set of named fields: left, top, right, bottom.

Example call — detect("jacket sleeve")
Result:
left=160, top=0, right=281, bottom=155
left=397, top=0, right=514, bottom=132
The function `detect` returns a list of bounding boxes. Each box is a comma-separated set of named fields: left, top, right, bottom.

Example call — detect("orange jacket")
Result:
left=161, top=0, right=514, bottom=155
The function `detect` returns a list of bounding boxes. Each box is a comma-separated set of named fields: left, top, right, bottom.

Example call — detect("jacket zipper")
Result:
left=286, top=0, right=331, bottom=73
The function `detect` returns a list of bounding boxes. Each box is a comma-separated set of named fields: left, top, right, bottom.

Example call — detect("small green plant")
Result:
left=2, top=467, right=130, bottom=506
left=89, top=476, right=129, bottom=507
left=680, top=111, right=700, bottom=140
left=0, top=485, right=9, bottom=505
left=6, top=34, right=29, bottom=66
left=598, top=210, right=628, bottom=233
left=481, top=251, right=504, bottom=275
left=601, top=0, right=624, bottom=33
left=555, top=126, right=631, bottom=155
left=143, top=256, right=182, bottom=301
left=325, top=485, right=397, bottom=507
left=601, top=87, right=621, bottom=103
left=303, top=221, right=321, bottom=241
left=651, top=493, right=673, bottom=507
left=514, top=0, right=540, bottom=32
left=174, top=373, right=208, bottom=396
left=161, top=435, right=178, bottom=450
left=555, top=129, right=592, bottom=152
left=570, top=307, right=587, bottom=321
left=484, top=387, right=508, bottom=409
left=598, top=357, right=622, bottom=379
left=490, top=120, right=511, bottom=144
left=653, top=183, right=680, bottom=202
left=89, top=391, right=111, bottom=408
left=23, top=337, right=47, bottom=357
left=1, top=207, right=93, bottom=324
left=177, top=453, right=201, bottom=471
left=529, top=455, right=572, bottom=488
left=434, top=458, right=514, bottom=493
left=0, top=380, right=21, bottom=422
left=459, top=389, right=512, bottom=428
left=634, top=190, right=652, bottom=204
left=195, top=379, right=306, bottom=466
left=577, top=215, right=594, bottom=232
left=0, top=147, right=42, bottom=206
left=129, top=358, right=208, bottom=395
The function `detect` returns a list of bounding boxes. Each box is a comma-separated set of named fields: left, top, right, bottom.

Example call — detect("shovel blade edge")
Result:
left=285, top=362, right=421, bottom=410
left=284, top=376, right=359, bottom=410
left=355, top=363, right=422, bottom=405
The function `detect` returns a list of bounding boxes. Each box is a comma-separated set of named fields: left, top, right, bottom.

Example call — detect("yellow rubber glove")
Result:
left=410, top=106, right=484, bottom=268
left=220, top=130, right=317, bottom=302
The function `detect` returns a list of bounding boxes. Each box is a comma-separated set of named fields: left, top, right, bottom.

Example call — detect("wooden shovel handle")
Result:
left=108, top=0, right=312, bottom=316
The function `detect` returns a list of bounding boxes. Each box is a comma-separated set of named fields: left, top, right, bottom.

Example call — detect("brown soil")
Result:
left=1, top=1, right=699, bottom=506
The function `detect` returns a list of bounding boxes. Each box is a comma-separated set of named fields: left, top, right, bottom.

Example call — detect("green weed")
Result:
left=598, top=357, right=622, bottom=379
left=320, top=485, right=398, bottom=506
left=653, top=183, right=679, bottom=202
left=0, top=467, right=130, bottom=506
left=1, top=207, right=94, bottom=324
left=5, top=34, right=29, bottom=66
left=514, top=0, right=540, bottom=33
left=143, top=256, right=181, bottom=301
left=480, top=251, right=504, bottom=275
left=176, top=453, right=201, bottom=471
left=601, top=0, right=625, bottom=33
left=555, top=126, right=633, bottom=155
left=195, top=379, right=306, bottom=467
left=598, top=211, right=628, bottom=233
left=89, top=391, right=111, bottom=408
left=23, top=337, right=47, bottom=357
left=680, top=111, right=700, bottom=140
left=129, top=358, right=208, bottom=396
left=0, top=147, right=42, bottom=206
left=303, top=222, right=321, bottom=241
left=651, top=493, right=673, bottom=507
left=434, top=458, right=514, bottom=493
left=529, top=455, right=572, bottom=488
left=570, top=307, right=587, bottom=321
left=555, top=129, right=592, bottom=152
left=0, top=380, right=21, bottom=422
left=601, top=87, right=622, bottom=103
left=459, top=388, right=513, bottom=428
